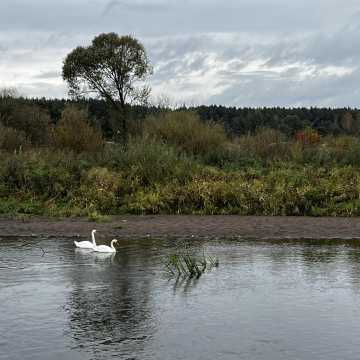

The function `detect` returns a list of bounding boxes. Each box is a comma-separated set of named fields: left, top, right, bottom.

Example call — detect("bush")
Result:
left=73, top=167, right=124, bottom=212
left=292, top=135, right=360, bottom=166
left=235, top=128, right=289, bottom=162
left=0, top=149, right=89, bottom=199
left=295, top=128, right=321, bottom=145
left=52, top=105, right=103, bottom=153
left=0, top=156, right=26, bottom=190
left=144, top=111, right=227, bottom=156
left=101, top=138, right=198, bottom=186
left=123, top=165, right=360, bottom=216
left=0, top=125, right=28, bottom=151
left=10, top=104, right=51, bottom=145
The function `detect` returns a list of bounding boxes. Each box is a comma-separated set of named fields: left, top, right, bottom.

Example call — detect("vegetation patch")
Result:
left=165, top=252, right=219, bottom=279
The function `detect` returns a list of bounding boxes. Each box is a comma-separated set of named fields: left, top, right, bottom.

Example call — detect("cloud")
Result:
left=1, top=0, right=360, bottom=106
left=148, top=27, right=360, bottom=106
left=34, top=71, right=62, bottom=80
left=14, top=82, right=68, bottom=99
left=102, top=0, right=168, bottom=16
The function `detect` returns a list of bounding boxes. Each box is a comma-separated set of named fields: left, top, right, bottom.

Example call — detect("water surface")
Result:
left=1, top=237, right=360, bottom=359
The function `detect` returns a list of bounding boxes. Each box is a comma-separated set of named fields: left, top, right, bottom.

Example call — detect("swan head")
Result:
left=92, top=229, right=97, bottom=234
left=111, top=239, right=118, bottom=245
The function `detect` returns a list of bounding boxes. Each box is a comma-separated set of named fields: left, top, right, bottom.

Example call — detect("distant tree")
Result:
left=0, top=89, right=51, bottom=145
left=353, top=112, right=360, bottom=135
left=0, top=87, right=19, bottom=126
left=340, top=111, right=354, bottom=133
left=0, top=87, right=19, bottom=98
left=278, top=115, right=307, bottom=136
left=62, top=33, right=152, bottom=142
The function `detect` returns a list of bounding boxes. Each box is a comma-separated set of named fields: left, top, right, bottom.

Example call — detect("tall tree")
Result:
left=62, top=33, right=152, bottom=142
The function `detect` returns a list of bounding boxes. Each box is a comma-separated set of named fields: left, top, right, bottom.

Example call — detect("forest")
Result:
left=6, top=96, right=360, bottom=138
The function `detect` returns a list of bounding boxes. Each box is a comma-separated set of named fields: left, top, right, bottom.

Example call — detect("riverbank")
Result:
left=1, top=216, right=360, bottom=239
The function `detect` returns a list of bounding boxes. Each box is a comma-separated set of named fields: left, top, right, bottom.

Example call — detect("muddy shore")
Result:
left=1, top=215, right=360, bottom=240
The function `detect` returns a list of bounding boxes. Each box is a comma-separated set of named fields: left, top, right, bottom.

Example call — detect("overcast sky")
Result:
left=1, top=0, right=360, bottom=107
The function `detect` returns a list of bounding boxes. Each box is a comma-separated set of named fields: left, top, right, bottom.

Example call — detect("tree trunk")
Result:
left=109, top=101, right=128, bottom=144
left=120, top=107, right=128, bottom=144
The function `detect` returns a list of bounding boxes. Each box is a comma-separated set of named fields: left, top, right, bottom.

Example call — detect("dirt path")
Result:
left=1, top=216, right=360, bottom=239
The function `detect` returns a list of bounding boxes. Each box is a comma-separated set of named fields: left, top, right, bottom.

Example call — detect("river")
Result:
left=1, top=237, right=360, bottom=359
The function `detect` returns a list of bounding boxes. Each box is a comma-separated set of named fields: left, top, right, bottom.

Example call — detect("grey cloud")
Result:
left=17, top=82, right=67, bottom=99
left=102, top=0, right=168, bottom=16
left=1, top=0, right=360, bottom=106
left=147, top=29, right=360, bottom=106
left=0, top=0, right=356, bottom=35
left=207, top=69, right=360, bottom=107
left=34, top=71, right=61, bottom=80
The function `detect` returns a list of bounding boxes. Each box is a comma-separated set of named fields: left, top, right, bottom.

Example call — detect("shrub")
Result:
left=0, top=149, right=90, bottom=200
left=0, top=125, right=28, bottom=152
left=52, top=105, right=103, bottom=153
left=235, top=128, right=289, bottom=161
left=0, top=156, right=27, bottom=191
left=295, top=128, right=321, bottom=145
left=101, top=138, right=198, bottom=186
left=144, top=111, right=227, bottom=156
left=126, top=188, right=164, bottom=214
left=10, top=104, right=51, bottom=145
left=74, top=167, right=124, bottom=212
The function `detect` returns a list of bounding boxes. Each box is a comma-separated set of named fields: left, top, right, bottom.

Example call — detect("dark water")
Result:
left=1, top=236, right=360, bottom=360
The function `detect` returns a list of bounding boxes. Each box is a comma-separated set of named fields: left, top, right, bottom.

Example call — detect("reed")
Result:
left=165, top=252, right=219, bottom=279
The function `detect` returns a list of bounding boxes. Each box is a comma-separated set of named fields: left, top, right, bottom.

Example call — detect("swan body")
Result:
left=74, top=229, right=97, bottom=249
left=94, top=239, right=118, bottom=253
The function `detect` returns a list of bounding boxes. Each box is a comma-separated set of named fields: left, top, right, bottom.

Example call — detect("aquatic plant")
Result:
left=165, top=252, right=219, bottom=279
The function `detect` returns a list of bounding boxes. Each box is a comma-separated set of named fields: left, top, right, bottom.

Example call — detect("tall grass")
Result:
left=144, top=111, right=227, bottom=156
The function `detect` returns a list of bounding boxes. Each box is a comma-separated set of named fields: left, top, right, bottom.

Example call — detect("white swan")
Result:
left=74, top=229, right=97, bottom=249
left=94, top=239, right=118, bottom=253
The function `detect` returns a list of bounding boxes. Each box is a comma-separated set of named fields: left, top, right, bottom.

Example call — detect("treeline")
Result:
left=2, top=94, right=360, bottom=140
left=195, top=106, right=360, bottom=136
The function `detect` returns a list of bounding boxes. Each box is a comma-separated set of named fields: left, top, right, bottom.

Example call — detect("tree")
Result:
left=62, top=33, right=152, bottom=142
left=278, top=114, right=307, bottom=136
left=353, top=111, right=360, bottom=135
left=340, top=111, right=353, bottom=133
left=0, top=88, right=19, bottom=126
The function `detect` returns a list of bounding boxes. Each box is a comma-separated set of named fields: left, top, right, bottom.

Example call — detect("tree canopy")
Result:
left=62, top=33, right=152, bottom=141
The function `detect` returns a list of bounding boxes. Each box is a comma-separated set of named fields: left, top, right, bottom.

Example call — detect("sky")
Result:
left=1, top=0, right=360, bottom=107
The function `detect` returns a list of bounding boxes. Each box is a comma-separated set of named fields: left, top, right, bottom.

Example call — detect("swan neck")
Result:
left=91, top=231, right=96, bottom=245
left=111, top=240, right=116, bottom=249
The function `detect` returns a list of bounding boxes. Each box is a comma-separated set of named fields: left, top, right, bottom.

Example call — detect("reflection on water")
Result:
left=2, top=237, right=360, bottom=359
left=65, top=247, right=156, bottom=359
